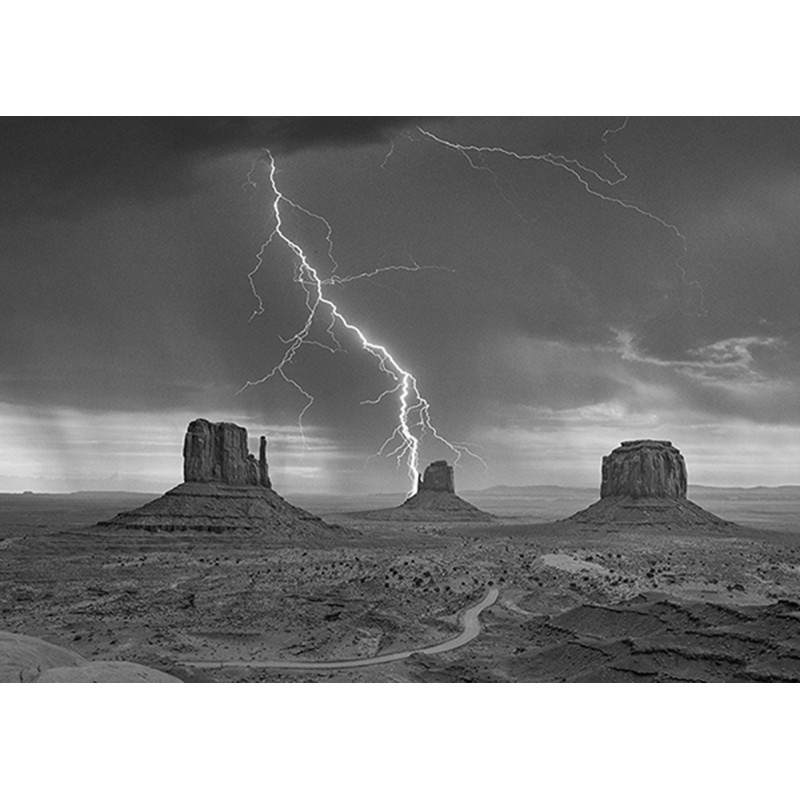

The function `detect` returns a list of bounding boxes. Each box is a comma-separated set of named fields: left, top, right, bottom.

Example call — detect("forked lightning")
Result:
left=240, top=152, right=483, bottom=496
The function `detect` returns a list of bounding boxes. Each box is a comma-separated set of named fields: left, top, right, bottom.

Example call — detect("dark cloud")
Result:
left=1, top=117, right=799, bottom=491
left=0, top=117, right=422, bottom=218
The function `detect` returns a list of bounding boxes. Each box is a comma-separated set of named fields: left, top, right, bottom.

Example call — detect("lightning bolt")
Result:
left=380, top=131, right=416, bottom=171
left=380, top=140, right=396, bottom=170
left=240, top=152, right=484, bottom=495
left=417, top=120, right=707, bottom=315
left=600, top=116, right=630, bottom=186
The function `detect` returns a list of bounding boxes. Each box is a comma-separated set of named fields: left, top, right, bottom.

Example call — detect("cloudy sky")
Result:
left=1, top=117, right=798, bottom=494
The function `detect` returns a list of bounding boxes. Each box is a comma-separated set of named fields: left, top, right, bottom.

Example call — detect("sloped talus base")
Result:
left=566, top=496, right=733, bottom=527
left=359, top=489, right=494, bottom=521
left=97, top=482, right=353, bottom=537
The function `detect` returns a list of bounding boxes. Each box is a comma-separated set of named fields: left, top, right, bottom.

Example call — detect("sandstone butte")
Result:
left=568, top=439, right=732, bottom=527
left=98, top=419, right=351, bottom=538
left=183, top=418, right=271, bottom=488
left=361, top=459, right=494, bottom=521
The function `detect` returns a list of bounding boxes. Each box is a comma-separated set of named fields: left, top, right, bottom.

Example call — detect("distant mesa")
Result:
left=568, top=439, right=732, bottom=527
left=98, top=419, right=351, bottom=537
left=360, top=460, right=494, bottom=521
left=416, top=460, right=455, bottom=493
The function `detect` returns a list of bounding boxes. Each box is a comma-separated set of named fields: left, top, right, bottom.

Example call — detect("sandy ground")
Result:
left=1, top=489, right=799, bottom=682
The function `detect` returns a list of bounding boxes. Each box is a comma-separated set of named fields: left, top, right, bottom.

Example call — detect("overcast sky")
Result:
left=1, top=117, right=798, bottom=494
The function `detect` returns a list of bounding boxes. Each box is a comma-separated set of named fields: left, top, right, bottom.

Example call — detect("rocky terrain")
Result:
left=0, top=628, right=180, bottom=682
left=1, top=434, right=799, bottom=682
left=2, top=494, right=800, bottom=683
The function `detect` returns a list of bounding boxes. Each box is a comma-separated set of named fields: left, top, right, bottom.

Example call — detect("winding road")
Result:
left=181, top=587, right=499, bottom=671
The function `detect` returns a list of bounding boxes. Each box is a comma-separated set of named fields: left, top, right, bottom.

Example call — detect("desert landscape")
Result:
left=2, top=117, right=799, bottom=689
left=2, top=421, right=799, bottom=683
left=6, top=41, right=800, bottom=800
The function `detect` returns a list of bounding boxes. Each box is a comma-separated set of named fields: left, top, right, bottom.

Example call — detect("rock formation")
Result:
left=417, top=460, right=455, bottom=493
left=183, top=419, right=270, bottom=488
left=568, top=439, right=730, bottom=527
left=98, top=419, right=352, bottom=538
left=601, top=440, right=687, bottom=499
left=361, top=460, right=493, bottom=521
left=0, top=630, right=87, bottom=682
left=0, top=629, right=183, bottom=683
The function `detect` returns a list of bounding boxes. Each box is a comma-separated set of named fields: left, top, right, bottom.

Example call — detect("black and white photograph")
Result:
left=3, top=115, right=799, bottom=688
left=2, top=12, right=798, bottom=789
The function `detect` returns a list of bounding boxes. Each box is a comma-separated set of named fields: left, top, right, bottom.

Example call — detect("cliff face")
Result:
left=417, top=460, right=455, bottom=494
left=182, top=419, right=270, bottom=488
left=600, top=440, right=687, bottom=500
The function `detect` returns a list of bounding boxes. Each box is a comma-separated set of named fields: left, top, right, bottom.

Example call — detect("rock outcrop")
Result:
left=568, top=439, right=730, bottom=527
left=601, top=440, right=687, bottom=499
left=0, top=630, right=87, bottom=682
left=183, top=419, right=270, bottom=488
left=360, top=460, right=493, bottom=521
left=98, top=419, right=352, bottom=538
left=0, top=629, right=185, bottom=683
left=0, top=631, right=183, bottom=683
left=417, top=460, right=455, bottom=494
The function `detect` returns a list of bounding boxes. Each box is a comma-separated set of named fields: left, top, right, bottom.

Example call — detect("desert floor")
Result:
left=2, top=486, right=800, bottom=682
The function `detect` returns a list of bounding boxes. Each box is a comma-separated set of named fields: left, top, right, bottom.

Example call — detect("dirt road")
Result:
left=181, top=587, right=499, bottom=670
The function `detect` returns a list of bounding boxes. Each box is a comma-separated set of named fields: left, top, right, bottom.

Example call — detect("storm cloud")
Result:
left=0, top=117, right=421, bottom=218
left=2, top=117, right=798, bottom=492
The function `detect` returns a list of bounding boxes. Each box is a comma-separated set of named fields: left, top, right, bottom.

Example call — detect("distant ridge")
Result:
left=70, top=491, right=161, bottom=497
